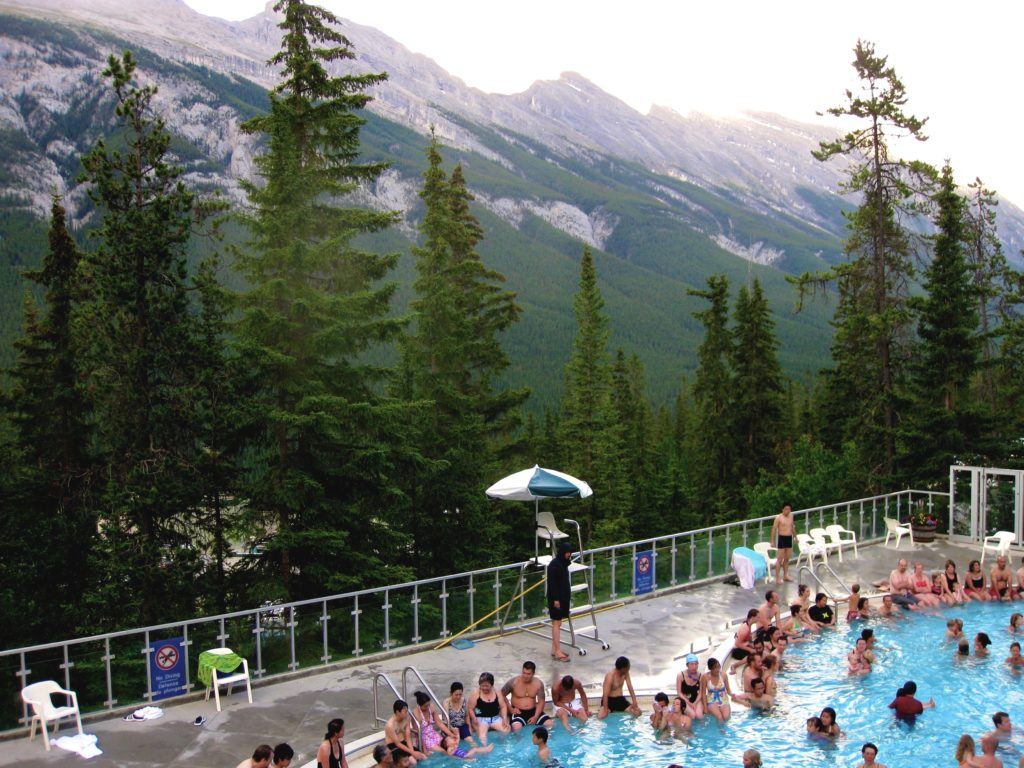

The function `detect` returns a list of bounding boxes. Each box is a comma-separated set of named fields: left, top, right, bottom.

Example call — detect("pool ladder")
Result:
left=372, top=665, right=450, bottom=742
left=799, top=561, right=852, bottom=603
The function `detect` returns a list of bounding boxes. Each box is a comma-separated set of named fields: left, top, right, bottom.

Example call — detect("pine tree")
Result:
left=688, top=275, right=735, bottom=521
left=397, top=136, right=527, bottom=572
left=898, top=165, right=982, bottom=482
left=802, top=40, right=934, bottom=486
left=76, top=52, right=213, bottom=623
left=235, top=0, right=414, bottom=598
left=560, top=247, right=630, bottom=541
left=730, top=278, right=784, bottom=489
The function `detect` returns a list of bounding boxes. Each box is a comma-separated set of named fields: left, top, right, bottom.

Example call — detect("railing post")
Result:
left=725, top=527, right=731, bottom=570
left=217, top=618, right=228, bottom=647
left=670, top=536, right=678, bottom=586
left=859, top=502, right=865, bottom=541
left=182, top=624, right=193, bottom=693
left=742, top=523, right=748, bottom=550
left=320, top=600, right=331, bottom=663
left=652, top=540, right=658, bottom=591
left=707, top=531, right=714, bottom=578
left=468, top=574, right=476, bottom=626
left=287, top=606, right=298, bottom=671
left=254, top=610, right=264, bottom=677
left=492, top=572, right=501, bottom=627
left=689, top=535, right=696, bottom=581
left=17, top=651, right=30, bottom=725
left=846, top=503, right=852, bottom=531
left=382, top=589, right=393, bottom=650
left=60, top=643, right=73, bottom=691
left=412, top=584, right=422, bottom=643
left=102, top=638, right=116, bottom=710
left=757, top=519, right=764, bottom=541
left=439, top=580, right=450, bottom=639
left=872, top=499, right=878, bottom=538
left=610, top=553, right=617, bottom=599
left=142, top=630, right=153, bottom=702
left=631, top=544, right=637, bottom=595
left=352, top=595, right=363, bottom=657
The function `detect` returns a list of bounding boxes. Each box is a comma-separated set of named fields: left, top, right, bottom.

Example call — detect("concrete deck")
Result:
left=0, top=537, right=987, bottom=767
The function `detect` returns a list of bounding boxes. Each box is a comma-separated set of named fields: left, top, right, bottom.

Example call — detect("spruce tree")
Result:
left=803, top=40, right=934, bottom=486
left=689, top=274, right=735, bottom=521
left=236, top=0, right=413, bottom=598
left=77, top=52, right=212, bottom=623
left=730, top=278, right=784, bottom=489
left=397, top=136, right=526, bottom=572
left=560, top=247, right=630, bottom=541
left=899, top=164, right=982, bottom=482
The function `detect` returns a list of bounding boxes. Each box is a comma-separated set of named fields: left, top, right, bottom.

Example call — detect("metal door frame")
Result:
left=949, top=466, right=1024, bottom=544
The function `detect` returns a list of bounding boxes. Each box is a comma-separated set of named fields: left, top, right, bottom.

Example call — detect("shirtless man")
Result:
left=991, top=556, right=1019, bottom=602
left=385, top=700, right=426, bottom=765
left=731, top=677, right=774, bottom=710
left=770, top=504, right=795, bottom=583
left=502, top=661, right=550, bottom=732
left=878, top=594, right=897, bottom=617
left=758, top=590, right=781, bottom=629
left=990, top=711, right=1013, bottom=741
left=976, top=735, right=1004, bottom=768
left=551, top=674, right=590, bottom=729
left=741, top=653, right=765, bottom=693
left=887, top=559, right=920, bottom=609
left=598, top=656, right=641, bottom=718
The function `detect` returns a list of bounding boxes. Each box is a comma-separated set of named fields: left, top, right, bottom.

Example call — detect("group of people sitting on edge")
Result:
left=880, top=556, right=1024, bottom=607
left=370, top=657, right=642, bottom=765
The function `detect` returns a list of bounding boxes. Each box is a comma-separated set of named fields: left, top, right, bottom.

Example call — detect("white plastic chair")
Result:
left=883, top=517, right=913, bottom=549
left=752, top=542, right=777, bottom=583
left=203, top=647, right=252, bottom=712
left=981, top=531, right=1016, bottom=565
left=825, top=524, right=858, bottom=561
left=795, top=533, right=824, bottom=568
left=21, top=681, right=83, bottom=750
left=809, top=528, right=841, bottom=563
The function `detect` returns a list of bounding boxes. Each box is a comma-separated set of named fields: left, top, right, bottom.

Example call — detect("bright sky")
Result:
left=183, top=0, right=1024, bottom=206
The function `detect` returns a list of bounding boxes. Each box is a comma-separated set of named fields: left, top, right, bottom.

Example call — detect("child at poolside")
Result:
left=846, top=584, right=862, bottom=622
left=532, top=727, right=561, bottom=767
left=1006, top=642, right=1024, bottom=669
left=438, top=735, right=493, bottom=760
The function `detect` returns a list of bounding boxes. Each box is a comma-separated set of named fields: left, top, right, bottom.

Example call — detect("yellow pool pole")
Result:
left=435, top=576, right=547, bottom=650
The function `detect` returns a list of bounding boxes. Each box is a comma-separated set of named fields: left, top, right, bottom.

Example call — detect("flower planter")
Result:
left=911, top=522, right=937, bottom=543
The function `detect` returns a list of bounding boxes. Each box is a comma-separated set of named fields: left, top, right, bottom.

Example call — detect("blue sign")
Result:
left=635, top=550, right=654, bottom=595
left=149, top=636, right=185, bottom=701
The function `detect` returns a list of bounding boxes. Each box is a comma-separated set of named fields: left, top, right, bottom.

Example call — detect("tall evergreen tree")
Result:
left=397, top=136, right=527, bottom=572
left=235, top=0, right=413, bottom=598
left=688, top=274, right=734, bottom=520
left=611, top=350, right=654, bottom=533
left=76, top=52, right=212, bottom=623
left=898, top=164, right=981, bottom=482
left=730, top=278, right=784, bottom=489
left=560, top=247, right=630, bottom=541
left=803, top=39, right=934, bottom=486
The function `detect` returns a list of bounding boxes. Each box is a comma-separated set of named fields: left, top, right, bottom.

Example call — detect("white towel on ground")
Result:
left=132, top=706, right=164, bottom=720
left=51, top=733, right=102, bottom=758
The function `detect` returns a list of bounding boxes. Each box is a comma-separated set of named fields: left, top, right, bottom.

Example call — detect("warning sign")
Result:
left=149, top=636, right=184, bottom=700
left=635, top=550, right=654, bottom=595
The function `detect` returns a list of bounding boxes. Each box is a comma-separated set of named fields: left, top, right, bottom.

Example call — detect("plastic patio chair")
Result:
left=795, top=533, right=825, bottom=568
left=981, top=531, right=1016, bottom=565
left=883, top=517, right=914, bottom=549
left=21, top=680, right=83, bottom=750
left=752, top=542, right=777, bottom=583
left=203, top=647, right=253, bottom=712
left=809, top=528, right=841, bottom=563
left=825, top=524, right=858, bottom=561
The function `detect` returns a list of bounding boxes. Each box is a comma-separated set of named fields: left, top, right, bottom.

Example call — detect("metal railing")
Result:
left=0, top=488, right=949, bottom=732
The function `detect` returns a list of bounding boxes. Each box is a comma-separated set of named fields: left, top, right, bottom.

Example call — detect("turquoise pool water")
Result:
left=450, top=602, right=1024, bottom=767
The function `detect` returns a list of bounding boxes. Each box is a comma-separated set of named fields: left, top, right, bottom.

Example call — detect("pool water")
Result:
left=448, top=601, right=1024, bottom=767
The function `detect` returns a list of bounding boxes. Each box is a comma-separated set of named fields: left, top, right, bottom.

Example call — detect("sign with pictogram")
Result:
left=149, top=636, right=184, bottom=700
left=635, top=550, right=654, bottom=595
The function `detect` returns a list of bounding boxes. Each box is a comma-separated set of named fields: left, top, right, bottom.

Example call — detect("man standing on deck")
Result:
left=547, top=541, right=573, bottom=662
left=771, top=504, right=795, bottom=583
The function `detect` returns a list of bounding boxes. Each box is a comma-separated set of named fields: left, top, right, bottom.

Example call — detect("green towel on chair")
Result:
left=197, top=650, right=243, bottom=687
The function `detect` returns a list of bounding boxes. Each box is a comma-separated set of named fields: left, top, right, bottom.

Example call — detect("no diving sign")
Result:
left=149, top=637, right=185, bottom=700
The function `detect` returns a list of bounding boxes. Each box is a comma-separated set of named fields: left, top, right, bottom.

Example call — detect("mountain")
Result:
left=0, top=0, right=1019, bottom=405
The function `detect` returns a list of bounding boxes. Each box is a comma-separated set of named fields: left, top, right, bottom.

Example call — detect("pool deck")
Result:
left=0, top=536, right=994, bottom=767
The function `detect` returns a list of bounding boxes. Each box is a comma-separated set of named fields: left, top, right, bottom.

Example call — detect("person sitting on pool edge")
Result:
left=552, top=674, right=591, bottom=729
left=598, top=656, right=641, bottom=718
left=808, top=593, right=836, bottom=626
left=991, top=556, right=1020, bottom=602
left=887, top=680, right=934, bottom=719
left=502, top=661, right=550, bottom=732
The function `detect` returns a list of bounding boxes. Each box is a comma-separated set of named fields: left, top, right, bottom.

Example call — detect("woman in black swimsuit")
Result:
left=316, top=718, right=345, bottom=768
left=965, top=559, right=991, bottom=602
left=675, top=653, right=704, bottom=719
left=944, top=560, right=968, bottom=603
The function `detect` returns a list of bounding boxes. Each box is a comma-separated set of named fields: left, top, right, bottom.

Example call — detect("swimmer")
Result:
left=817, top=706, right=841, bottom=738
left=781, top=603, right=812, bottom=638
left=976, top=632, right=993, bottom=657
left=675, top=654, right=704, bottom=720
left=955, top=734, right=978, bottom=768
left=531, top=726, right=560, bottom=767
left=760, top=655, right=778, bottom=695
left=1010, top=613, right=1023, bottom=633
left=956, top=639, right=970, bottom=658
left=551, top=674, right=590, bottom=729
left=649, top=692, right=670, bottom=728
left=878, top=594, right=898, bottom=617
left=888, top=681, right=934, bottom=719
left=806, top=716, right=823, bottom=737
left=947, top=618, right=965, bottom=640
left=860, top=628, right=878, bottom=664
left=598, top=656, right=641, bottom=718
left=438, top=735, right=493, bottom=761
left=808, top=592, right=836, bottom=626
left=857, top=742, right=887, bottom=768
left=700, top=657, right=732, bottom=723
left=855, top=597, right=871, bottom=619
left=651, top=694, right=692, bottom=733
left=990, top=712, right=1013, bottom=742
left=846, top=584, right=862, bottom=622
left=741, top=653, right=765, bottom=692
left=976, top=735, right=1004, bottom=768
left=742, top=748, right=763, bottom=768
left=1005, top=642, right=1024, bottom=668
left=731, top=677, right=774, bottom=710
left=847, top=638, right=871, bottom=674
left=502, top=661, right=550, bottom=732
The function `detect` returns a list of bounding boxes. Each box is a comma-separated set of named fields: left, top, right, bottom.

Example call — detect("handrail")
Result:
left=372, top=671, right=405, bottom=728
left=814, top=560, right=851, bottom=596
left=401, top=666, right=449, bottom=726
left=797, top=564, right=835, bottom=602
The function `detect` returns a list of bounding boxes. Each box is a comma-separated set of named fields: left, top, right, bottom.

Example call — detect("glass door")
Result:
left=949, top=467, right=979, bottom=542
left=981, top=469, right=1023, bottom=543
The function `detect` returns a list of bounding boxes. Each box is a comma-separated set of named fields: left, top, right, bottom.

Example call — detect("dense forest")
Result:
left=0, top=2, right=1022, bottom=653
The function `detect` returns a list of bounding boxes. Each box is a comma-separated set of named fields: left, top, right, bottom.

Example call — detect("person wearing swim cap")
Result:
left=675, top=653, right=704, bottom=720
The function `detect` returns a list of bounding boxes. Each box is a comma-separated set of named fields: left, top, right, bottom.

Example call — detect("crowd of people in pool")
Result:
left=232, top=549, right=1024, bottom=768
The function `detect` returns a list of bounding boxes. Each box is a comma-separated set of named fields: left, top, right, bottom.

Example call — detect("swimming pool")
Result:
left=451, top=601, right=1024, bottom=767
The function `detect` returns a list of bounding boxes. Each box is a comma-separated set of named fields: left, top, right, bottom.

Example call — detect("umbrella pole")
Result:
left=534, top=498, right=539, bottom=563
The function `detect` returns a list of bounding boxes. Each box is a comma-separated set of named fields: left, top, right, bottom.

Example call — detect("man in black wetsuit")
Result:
left=547, top=541, right=573, bottom=661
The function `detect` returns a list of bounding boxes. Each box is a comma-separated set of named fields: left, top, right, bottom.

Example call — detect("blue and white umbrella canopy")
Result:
left=485, top=465, right=593, bottom=501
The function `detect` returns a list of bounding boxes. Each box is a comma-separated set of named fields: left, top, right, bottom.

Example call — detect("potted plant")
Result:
left=909, top=501, right=937, bottom=543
